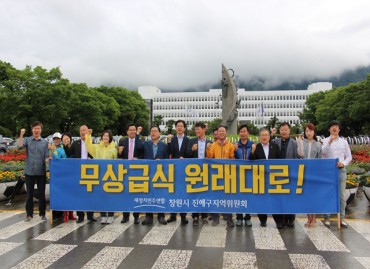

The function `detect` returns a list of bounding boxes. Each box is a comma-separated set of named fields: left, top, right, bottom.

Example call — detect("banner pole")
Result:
left=337, top=213, right=340, bottom=230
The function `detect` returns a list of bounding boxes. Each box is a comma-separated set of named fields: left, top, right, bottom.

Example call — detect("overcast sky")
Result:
left=1, top=0, right=370, bottom=90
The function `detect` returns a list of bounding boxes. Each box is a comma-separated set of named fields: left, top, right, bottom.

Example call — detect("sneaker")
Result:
left=101, top=216, right=107, bottom=224
left=323, top=219, right=331, bottom=226
left=260, top=222, right=266, bottom=227
left=212, top=217, right=220, bottom=226
left=41, top=215, right=47, bottom=221
left=202, top=218, right=208, bottom=225
left=193, top=218, right=199, bottom=226
left=25, top=215, right=33, bottom=222
left=236, top=219, right=243, bottom=226
left=245, top=219, right=252, bottom=227
left=106, top=217, right=113, bottom=224
left=341, top=220, right=348, bottom=228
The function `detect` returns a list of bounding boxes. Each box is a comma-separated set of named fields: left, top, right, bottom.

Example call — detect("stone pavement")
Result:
left=0, top=191, right=369, bottom=269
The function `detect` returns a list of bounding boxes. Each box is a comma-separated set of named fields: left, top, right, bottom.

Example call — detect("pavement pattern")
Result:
left=0, top=191, right=369, bottom=269
left=0, top=212, right=370, bottom=269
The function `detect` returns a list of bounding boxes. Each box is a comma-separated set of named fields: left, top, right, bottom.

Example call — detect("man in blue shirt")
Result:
left=18, top=121, right=49, bottom=222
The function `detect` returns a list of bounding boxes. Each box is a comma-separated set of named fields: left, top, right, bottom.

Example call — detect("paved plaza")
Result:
left=0, top=192, right=369, bottom=269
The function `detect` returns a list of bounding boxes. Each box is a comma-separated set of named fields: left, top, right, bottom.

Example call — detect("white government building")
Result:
left=138, top=82, right=332, bottom=129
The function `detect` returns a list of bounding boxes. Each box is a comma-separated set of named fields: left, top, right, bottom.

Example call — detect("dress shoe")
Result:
left=227, top=219, right=235, bottom=227
left=142, top=217, right=153, bottom=225
left=276, top=223, right=284, bottom=229
left=212, top=216, right=220, bottom=226
left=167, top=216, right=177, bottom=223
left=134, top=218, right=140, bottom=224
left=286, top=220, right=294, bottom=227
left=260, top=222, right=266, bottom=227
left=158, top=217, right=167, bottom=225
left=181, top=216, right=189, bottom=225
left=76, top=218, right=84, bottom=223
left=121, top=217, right=129, bottom=223
left=193, top=218, right=199, bottom=226
left=87, top=217, right=97, bottom=222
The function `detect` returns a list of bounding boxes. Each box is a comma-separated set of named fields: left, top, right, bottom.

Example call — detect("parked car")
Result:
left=0, top=137, right=13, bottom=146
left=0, top=141, right=7, bottom=154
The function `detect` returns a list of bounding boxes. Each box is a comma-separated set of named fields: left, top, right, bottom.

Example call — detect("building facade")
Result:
left=138, top=82, right=332, bottom=128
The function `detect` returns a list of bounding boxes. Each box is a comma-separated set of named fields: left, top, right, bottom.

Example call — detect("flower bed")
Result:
left=349, top=145, right=370, bottom=202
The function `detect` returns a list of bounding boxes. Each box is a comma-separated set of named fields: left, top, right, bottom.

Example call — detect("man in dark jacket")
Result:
left=186, top=122, right=212, bottom=226
left=250, top=128, right=283, bottom=229
left=141, top=126, right=169, bottom=225
left=64, top=125, right=96, bottom=223
left=118, top=123, right=144, bottom=224
left=166, top=120, right=190, bottom=224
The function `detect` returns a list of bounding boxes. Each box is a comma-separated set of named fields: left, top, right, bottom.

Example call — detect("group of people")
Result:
left=18, top=119, right=352, bottom=229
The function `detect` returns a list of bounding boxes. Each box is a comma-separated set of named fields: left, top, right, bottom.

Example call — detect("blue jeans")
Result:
left=324, top=168, right=347, bottom=220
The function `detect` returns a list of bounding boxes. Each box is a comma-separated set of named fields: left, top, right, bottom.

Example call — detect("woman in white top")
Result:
left=297, top=123, right=322, bottom=227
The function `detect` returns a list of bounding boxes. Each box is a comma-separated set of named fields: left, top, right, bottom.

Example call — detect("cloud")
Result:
left=1, top=0, right=370, bottom=90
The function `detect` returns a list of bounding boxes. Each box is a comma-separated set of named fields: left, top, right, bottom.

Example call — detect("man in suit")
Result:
left=118, top=123, right=144, bottom=224
left=271, top=122, right=298, bottom=227
left=186, top=122, right=212, bottom=226
left=250, top=128, right=284, bottom=229
left=166, top=120, right=190, bottom=224
left=141, top=126, right=169, bottom=225
left=64, top=125, right=97, bottom=223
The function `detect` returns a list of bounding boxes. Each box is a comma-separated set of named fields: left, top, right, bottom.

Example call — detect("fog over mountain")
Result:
left=163, top=65, right=370, bottom=92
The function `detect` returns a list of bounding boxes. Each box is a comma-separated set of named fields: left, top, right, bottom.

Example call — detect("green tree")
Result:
left=166, top=119, right=176, bottom=134
left=153, top=115, right=163, bottom=127
left=0, top=62, right=72, bottom=135
left=265, top=116, right=280, bottom=130
left=299, top=91, right=326, bottom=127
left=95, top=86, right=149, bottom=135
left=206, top=118, right=222, bottom=135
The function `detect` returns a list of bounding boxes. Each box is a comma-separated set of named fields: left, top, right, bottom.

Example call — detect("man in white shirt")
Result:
left=322, top=120, right=352, bottom=228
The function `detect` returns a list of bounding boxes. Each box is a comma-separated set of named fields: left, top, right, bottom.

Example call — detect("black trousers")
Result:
left=192, top=213, right=208, bottom=219
left=77, top=211, right=95, bottom=220
left=25, top=174, right=46, bottom=217
left=123, top=212, right=140, bottom=219
left=257, top=214, right=284, bottom=225
left=146, top=213, right=165, bottom=219
left=236, top=214, right=251, bottom=220
left=169, top=213, right=187, bottom=218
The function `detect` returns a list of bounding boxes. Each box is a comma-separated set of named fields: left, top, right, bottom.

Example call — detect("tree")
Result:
left=299, top=91, right=326, bottom=126
left=95, top=86, right=149, bottom=135
left=206, top=118, right=222, bottom=135
left=265, top=116, right=280, bottom=130
left=153, top=115, right=163, bottom=127
left=166, top=119, right=176, bottom=134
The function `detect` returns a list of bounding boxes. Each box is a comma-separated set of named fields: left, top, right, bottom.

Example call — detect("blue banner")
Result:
left=49, top=158, right=340, bottom=214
